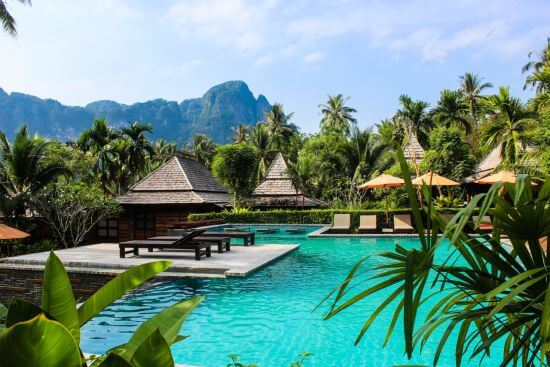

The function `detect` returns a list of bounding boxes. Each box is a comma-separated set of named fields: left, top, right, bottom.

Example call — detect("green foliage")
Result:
left=0, top=125, right=69, bottom=221
left=323, top=145, right=550, bottom=366
left=32, top=182, right=122, bottom=248
left=431, top=89, right=471, bottom=133
left=188, top=133, right=217, bottom=168
left=319, top=94, right=357, bottom=136
left=421, top=126, right=476, bottom=180
left=212, top=143, right=258, bottom=207
left=0, top=252, right=202, bottom=367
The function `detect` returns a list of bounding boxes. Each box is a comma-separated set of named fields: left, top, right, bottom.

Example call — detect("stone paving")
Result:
left=0, top=242, right=299, bottom=278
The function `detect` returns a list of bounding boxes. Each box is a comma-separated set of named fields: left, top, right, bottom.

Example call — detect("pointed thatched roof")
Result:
left=463, top=145, right=502, bottom=183
left=250, top=153, right=326, bottom=208
left=117, top=155, right=230, bottom=205
left=403, top=132, right=424, bottom=163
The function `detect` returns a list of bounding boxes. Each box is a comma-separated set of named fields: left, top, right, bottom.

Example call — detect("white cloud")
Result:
left=303, top=52, right=325, bottom=64
left=255, top=55, right=274, bottom=66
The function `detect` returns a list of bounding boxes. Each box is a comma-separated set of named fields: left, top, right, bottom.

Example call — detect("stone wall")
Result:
left=0, top=266, right=115, bottom=305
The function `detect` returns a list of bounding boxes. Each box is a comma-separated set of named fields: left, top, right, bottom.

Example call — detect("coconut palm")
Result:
left=431, top=89, right=472, bottom=133
left=459, top=72, right=492, bottom=125
left=153, top=139, right=177, bottom=163
left=522, top=38, right=550, bottom=93
left=231, top=123, right=250, bottom=144
left=339, top=126, right=393, bottom=182
left=264, top=103, right=297, bottom=151
left=319, top=94, right=357, bottom=136
left=119, top=122, right=154, bottom=179
left=481, top=87, right=540, bottom=166
left=395, top=95, right=433, bottom=148
left=0, top=125, right=69, bottom=219
left=0, top=0, right=30, bottom=37
left=250, top=122, right=273, bottom=181
left=104, top=138, right=132, bottom=196
left=78, top=118, right=119, bottom=194
left=190, top=134, right=216, bottom=168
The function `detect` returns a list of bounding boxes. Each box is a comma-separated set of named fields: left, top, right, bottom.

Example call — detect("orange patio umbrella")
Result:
left=0, top=224, right=30, bottom=256
left=0, top=224, right=30, bottom=240
left=359, top=174, right=405, bottom=189
left=475, top=170, right=517, bottom=184
left=412, top=172, right=460, bottom=186
left=360, top=174, right=405, bottom=223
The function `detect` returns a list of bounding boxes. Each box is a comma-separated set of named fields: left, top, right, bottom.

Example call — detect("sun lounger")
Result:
left=256, top=228, right=279, bottom=234
left=394, top=214, right=414, bottom=233
left=200, top=231, right=255, bottom=246
left=119, top=230, right=211, bottom=260
left=331, top=214, right=351, bottom=233
left=285, top=228, right=305, bottom=234
left=473, top=216, right=493, bottom=231
left=148, top=235, right=230, bottom=253
left=358, top=215, right=377, bottom=232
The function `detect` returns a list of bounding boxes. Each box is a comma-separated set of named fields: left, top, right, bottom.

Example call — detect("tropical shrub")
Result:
left=323, top=147, right=550, bottom=366
left=32, top=182, right=122, bottom=248
left=0, top=252, right=202, bottom=367
left=212, top=143, right=258, bottom=207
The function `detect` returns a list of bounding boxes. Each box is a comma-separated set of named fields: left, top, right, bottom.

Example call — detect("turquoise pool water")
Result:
left=81, top=226, right=492, bottom=366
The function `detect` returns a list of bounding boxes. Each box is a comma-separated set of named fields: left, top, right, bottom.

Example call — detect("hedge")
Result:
left=188, top=208, right=466, bottom=227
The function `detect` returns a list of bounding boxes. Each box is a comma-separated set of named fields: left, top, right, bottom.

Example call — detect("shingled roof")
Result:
left=403, top=132, right=424, bottom=163
left=463, top=145, right=502, bottom=183
left=117, top=155, right=230, bottom=205
left=249, top=153, right=326, bottom=208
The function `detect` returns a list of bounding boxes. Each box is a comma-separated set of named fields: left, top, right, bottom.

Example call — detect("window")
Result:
left=135, top=212, right=155, bottom=230
left=97, top=218, right=118, bottom=238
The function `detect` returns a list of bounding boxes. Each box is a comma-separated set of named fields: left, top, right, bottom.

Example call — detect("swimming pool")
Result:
left=81, top=226, right=493, bottom=366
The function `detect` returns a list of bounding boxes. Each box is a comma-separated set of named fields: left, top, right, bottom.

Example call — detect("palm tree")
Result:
left=431, top=89, right=472, bottom=133
left=481, top=87, right=539, bottom=166
left=375, top=118, right=405, bottom=147
left=264, top=103, right=297, bottom=151
left=78, top=118, right=119, bottom=194
left=250, top=122, right=273, bottom=181
left=319, top=94, right=357, bottom=136
left=459, top=72, right=492, bottom=126
left=339, top=126, right=392, bottom=182
left=231, top=124, right=250, bottom=144
left=522, top=38, right=550, bottom=93
left=0, top=125, right=69, bottom=220
left=395, top=95, right=433, bottom=148
left=0, top=0, right=30, bottom=37
left=104, top=139, right=132, bottom=196
left=190, top=134, right=216, bottom=167
left=120, top=122, right=154, bottom=177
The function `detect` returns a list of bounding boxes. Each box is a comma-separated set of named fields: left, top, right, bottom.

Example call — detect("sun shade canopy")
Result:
left=412, top=172, right=460, bottom=186
left=359, top=174, right=405, bottom=189
left=475, top=170, right=517, bottom=184
left=0, top=224, right=30, bottom=240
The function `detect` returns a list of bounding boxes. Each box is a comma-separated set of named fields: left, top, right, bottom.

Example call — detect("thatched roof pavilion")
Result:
left=463, top=145, right=502, bottom=183
left=117, top=155, right=230, bottom=206
left=403, top=132, right=424, bottom=163
left=249, top=153, right=326, bottom=209
left=114, top=155, right=230, bottom=242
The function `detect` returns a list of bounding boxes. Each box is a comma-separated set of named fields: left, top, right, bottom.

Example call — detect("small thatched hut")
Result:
left=403, top=132, right=424, bottom=164
left=113, top=155, right=230, bottom=241
left=249, top=153, right=326, bottom=209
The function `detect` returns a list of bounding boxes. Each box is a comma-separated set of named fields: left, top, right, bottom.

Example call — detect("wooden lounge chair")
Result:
left=331, top=214, right=351, bottom=233
left=473, top=216, right=493, bottom=231
left=285, top=228, right=305, bottom=234
left=200, top=231, right=255, bottom=246
left=256, top=228, right=279, bottom=234
left=148, top=235, right=231, bottom=253
left=358, top=215, right=377, bottom=232
left=394, top=214, right=414, bottom=233
left=119, top=230, right=211, bottom=260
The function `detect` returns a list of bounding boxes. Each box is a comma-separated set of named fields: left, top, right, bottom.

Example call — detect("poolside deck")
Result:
left=0, top=243, right=299, bottom=278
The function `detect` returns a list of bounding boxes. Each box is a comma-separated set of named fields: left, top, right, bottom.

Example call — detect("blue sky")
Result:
left=1, top=0, right=549, bottom=133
